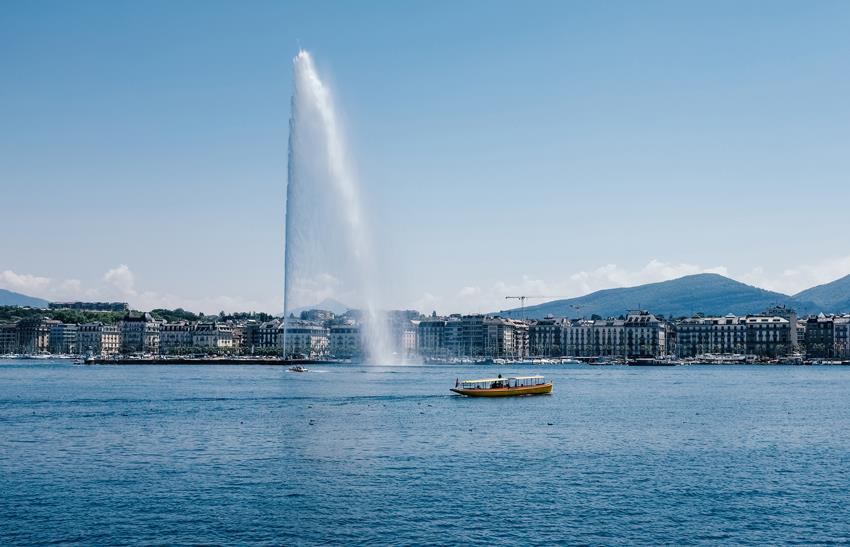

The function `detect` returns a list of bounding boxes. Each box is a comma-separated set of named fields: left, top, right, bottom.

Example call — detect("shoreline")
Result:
left=2, top=356, right=850, bottom=366
left=87, top=357, right=335, bottom=366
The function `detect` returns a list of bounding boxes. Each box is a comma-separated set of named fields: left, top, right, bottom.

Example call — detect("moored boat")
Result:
left=627, top=358, right=680, bottom=366
left=450, top=375, right=553, bottom=397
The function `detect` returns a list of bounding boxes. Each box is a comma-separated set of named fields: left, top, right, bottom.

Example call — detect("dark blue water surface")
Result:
left=2, top=361, right=850, bottom=545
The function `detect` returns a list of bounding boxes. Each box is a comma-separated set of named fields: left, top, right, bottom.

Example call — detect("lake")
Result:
left=2, top=361, right=850, bottom=545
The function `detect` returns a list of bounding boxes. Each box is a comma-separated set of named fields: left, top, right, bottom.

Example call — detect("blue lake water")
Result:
left=2, top=361, right=850, bottom=545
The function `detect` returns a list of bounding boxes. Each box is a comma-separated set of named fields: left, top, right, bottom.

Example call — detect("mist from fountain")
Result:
left=284, top=50, right=392, bottom=364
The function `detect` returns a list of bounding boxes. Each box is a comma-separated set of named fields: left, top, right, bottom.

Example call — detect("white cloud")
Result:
left=0, top=270, right=52, bottom=293
left=0, top=265, right=272, bottom=314
left=410, top=292, right=440, bottom=313
left=7, top=255, right=850, bottom=317
left=457, top=286, right=481, bottom=297
left=103, top=264, right=136, bottom=295
left=416, top=257, right=850, bottom=315
left=568, top=260, right=729, bottom=295
left=738, top=255, right=850, bottom=295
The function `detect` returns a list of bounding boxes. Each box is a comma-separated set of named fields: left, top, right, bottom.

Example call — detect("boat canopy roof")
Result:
left=461, top=375, right=545, bottom=383
left=463, top=378, right=505, bottom=383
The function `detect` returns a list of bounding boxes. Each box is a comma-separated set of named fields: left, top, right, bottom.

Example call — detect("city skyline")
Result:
left=3, top=1, right=850, bottom=314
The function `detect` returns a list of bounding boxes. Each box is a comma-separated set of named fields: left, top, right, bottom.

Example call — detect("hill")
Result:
left=503, top=273, right=818, bottom=319
left=0, top=289, right=48, bottom=308
left=793, top=274, right=850, bottom=312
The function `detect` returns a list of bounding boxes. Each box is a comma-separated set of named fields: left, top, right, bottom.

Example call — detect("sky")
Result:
left=1, top=0, right=849, bottom=314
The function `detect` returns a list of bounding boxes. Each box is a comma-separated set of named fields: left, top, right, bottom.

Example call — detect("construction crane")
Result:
left=504, top=295, right=571, bottom=319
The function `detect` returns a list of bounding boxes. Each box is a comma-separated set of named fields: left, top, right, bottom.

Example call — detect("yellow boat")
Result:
left=450, top=375, right=553, bottom=397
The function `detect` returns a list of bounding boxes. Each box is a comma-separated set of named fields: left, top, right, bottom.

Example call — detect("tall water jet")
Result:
left=284, top=50, right=391, bottom=363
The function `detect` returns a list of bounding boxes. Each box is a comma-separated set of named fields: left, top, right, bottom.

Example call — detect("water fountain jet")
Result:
left=284, top=50, right=392, bottom=364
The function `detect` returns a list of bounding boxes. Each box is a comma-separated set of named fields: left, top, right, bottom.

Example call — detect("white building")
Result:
left=281, top=320, right=328, bottom=358
left=562, top=311, right=667, bottom=358
left=563, top=318, right=616, bottom=357
left=77, top=323, right=120, bottom=356
left=329, top=323, right=361, bottom=358
left=193, top=322, right=234, bottom=349
left=160, top=322, right=194, bottom=354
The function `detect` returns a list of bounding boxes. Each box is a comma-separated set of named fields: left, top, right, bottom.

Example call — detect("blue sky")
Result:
left=2, top=1, right=849, bottom=314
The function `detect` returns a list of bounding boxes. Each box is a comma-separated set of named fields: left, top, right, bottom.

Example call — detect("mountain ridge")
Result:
left=499, top=273, right=827, bottom=319
left=793, top=274, right=850, bottom=312
left=0, top=289, right=48, bottom=309
left=4, top=272, right=850, bottom=319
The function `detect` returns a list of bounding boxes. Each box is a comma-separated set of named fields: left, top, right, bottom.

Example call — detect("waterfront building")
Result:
left=676, top=313, right=791, bottom=358
left=387, top=313, right=418, bottom=358
left=484, top=317, right=529, bottom=358
left=624, top=311, right=667, bottom=357
left=802, top=314, right=850, bottom=359
left=804, top=314, right=836, bottom=358
left=281, top=320, right=328, bottom=358
left=230, top=324, right=245, bottom=352
left=796, top=319, right=807, bottom=349
left=561, top=311, right=667, bottom=358
left=834, top=316, right=850, bottom=359
left=329, top=322, right=361, bottom=358
left=562, top=319, right=594, bottom=357
left=458, top=315, right=487, bottom=357
left=529, top=317, right=566, bottom=357
left=257, top=319, right=283, bottom=350
left=742, top=315, right=793, bottom=357
left=764, top=305, right=799, bottom=350
left=16, top=317, right=52, bottom=354
left=676, top=315, right=747, bottom=357
left=49, top=323, right=78, bottom=354
left=159, top=322, right=194, bottom=354
left=120, top=313, right=160, bottom=354
left=193, top=322, right=234, bottom=349
left=77, top=323, right=120, bottom=356
left=443, top=316, right=462, bottom=357
left=241, top=320, right=262, bottom=352
left=416, top=314, right=529, bottom=359
left=563, top=318, right=627, bottom=357
left=417, top=317, right=447, bottom=357
left=0, top=323, right=18, bottom=354
left=402, top=325, right=418, bottom=356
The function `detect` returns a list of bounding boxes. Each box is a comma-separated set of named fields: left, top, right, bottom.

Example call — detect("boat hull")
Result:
left=450, top=383, right=553, bottom=397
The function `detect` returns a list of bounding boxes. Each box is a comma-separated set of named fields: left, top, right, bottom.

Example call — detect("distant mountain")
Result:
left=793, top=274, right=850, bottom=313
left=0, top=289, right=48, bottom=308
left=285, top=298, right=350, bottom=317
left=502, top=273, right=819, bottom=319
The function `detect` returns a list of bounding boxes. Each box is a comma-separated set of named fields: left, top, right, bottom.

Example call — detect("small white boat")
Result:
left=288, top=365, right=309, bottom=373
